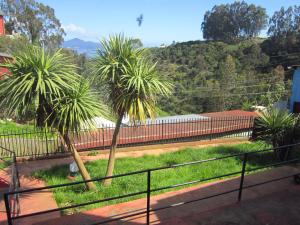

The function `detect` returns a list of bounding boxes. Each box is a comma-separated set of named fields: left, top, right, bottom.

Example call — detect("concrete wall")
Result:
left=290, top=68, right=300, bottom=112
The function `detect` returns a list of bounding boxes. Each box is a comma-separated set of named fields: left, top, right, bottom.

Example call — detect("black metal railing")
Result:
left=4, top=143, right=300, bottom=225
left=0, top=116, right=255, bottom=158
left=0, top=145, right=20, bottom=219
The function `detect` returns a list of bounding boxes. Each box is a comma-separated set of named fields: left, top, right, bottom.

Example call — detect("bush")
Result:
left=253, top=108, right=299, bottom=160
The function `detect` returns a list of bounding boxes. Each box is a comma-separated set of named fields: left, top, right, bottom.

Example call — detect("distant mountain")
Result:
left=62, top=38, right=101, bottom=56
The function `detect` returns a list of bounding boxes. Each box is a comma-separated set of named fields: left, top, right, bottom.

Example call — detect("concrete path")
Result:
left=27, top=166, right=300, bottom=225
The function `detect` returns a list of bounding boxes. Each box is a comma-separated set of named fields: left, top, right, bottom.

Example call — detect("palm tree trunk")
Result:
left=103, top=113, right=124, bottom=186
left=61, top=132, right=97, bottom=191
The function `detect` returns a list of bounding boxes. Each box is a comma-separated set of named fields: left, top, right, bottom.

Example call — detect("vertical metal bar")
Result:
left=4, top=193, right=13, bottom=225
left=146, top=170, right=151, bottom=225
left=44, top=129, right=49, bottom=156
left=161, top=120, right=164, bottom=141
left=210, top=118, right=213, bottom=141
left=238, top=153, right=248, bottom=201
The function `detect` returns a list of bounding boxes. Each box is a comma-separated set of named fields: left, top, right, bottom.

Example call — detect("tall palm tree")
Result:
left=50, top=80, right=107, bottom=190
left=0, top=46, right=105, bottom=190
left=94, top=34, right=172, bottom=185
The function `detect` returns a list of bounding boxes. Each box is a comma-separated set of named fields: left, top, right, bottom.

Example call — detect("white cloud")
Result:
left=62, top=24, right=98, bottom=41
left=62, top=24, right=86, bottom=34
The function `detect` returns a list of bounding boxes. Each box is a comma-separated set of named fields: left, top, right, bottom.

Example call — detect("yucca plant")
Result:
left=255, top=108, right=298, bottom=160
left=0, top=45, right=78, bottom=125
left=0, top=46, right=105, bottom=190
left=94, top=34, right=172, bottom=185
left=50, top=80, right=107, bottom=190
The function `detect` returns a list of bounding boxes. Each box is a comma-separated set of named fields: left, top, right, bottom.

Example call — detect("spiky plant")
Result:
left=255, top=108, right=298, bottom=160
left=0, top=45, right=78, bottom=126
left=94, top=34, right=172, bottom=185
left=0, top=46, right=106, bottom=190
left=50, top=80, right=107, bottom=190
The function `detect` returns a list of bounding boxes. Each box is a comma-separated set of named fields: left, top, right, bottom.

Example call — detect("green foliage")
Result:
left=2, top=0, right=65, bottom=49
left=0, top=45, right=79, bottom=126
left=94, top=34, right=172, bottom=122
left=201, top=1, right=268, bottom=43
left=0, top=45, right=107, bottom=135
left=262, top=6, right=300, bottom=69
left=0, top=120, right=35, bottom=133
left=268, top=6, right=300, bottom=38
left=254, top=109, right=299, bottom=160
left=0, top=35, right=30, bottom=54
left=151, top=40, right=288, bottom=115
left=50, top=80, right=107, bottom=134
left=33, top=141, right=271, bottom=213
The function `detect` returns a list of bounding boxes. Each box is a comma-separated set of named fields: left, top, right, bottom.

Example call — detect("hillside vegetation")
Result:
left=150, top=40, right=290, bottom=115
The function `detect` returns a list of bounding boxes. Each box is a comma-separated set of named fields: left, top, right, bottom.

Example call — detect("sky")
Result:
left=40, top=0, right=300, bottom=46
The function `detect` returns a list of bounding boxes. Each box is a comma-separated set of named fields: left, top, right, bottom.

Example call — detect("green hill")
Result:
left=150, top=39, right=290, bottom=115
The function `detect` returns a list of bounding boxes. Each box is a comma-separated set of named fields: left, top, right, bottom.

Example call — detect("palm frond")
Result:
left=94, top=34, right=173, bottom=122
left=50, top=80, right=108, bottom=134
left=0, top=45, right=79, bottom=125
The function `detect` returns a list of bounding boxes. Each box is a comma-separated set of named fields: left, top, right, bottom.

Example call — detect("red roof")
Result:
left=0, top=54, right=12, bottom=79
left=201, top=110, right=258, bottom=118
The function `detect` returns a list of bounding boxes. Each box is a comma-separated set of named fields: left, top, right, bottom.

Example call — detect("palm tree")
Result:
left=94, top=34, right=172, bottom=185
left=50, top=80, right=107, bottom=190
left=0, top=45, right=105, bottom=190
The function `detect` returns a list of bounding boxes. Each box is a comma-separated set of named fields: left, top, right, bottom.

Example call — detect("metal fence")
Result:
left=0, top=116, right=255, bottom=158
left=0, top=145, right=20, bottom=219
left=4, top=143, right=300, bottom=225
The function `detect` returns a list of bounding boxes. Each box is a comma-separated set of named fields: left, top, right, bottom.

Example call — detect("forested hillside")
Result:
left=151, top=40, right=290, bottom=115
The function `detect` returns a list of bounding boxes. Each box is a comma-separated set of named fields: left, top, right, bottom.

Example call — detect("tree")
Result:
left=94, top=34, right=172, bottom=185
left=50, top=80, right=107, bottom=190
left=218, top=55, right=238, bottom=110
left=0, top=45, right=104, bottom=190
left=2, top=0, right=65, bottom=49
left=268, top=6, right=300, bottom=38
left=0, top=35, right=30, bottom=54
left=201, top=1, right=268, bottom=43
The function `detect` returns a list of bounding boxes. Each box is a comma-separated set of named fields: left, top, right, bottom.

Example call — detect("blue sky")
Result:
left=40, top=0, right=300, bottom=46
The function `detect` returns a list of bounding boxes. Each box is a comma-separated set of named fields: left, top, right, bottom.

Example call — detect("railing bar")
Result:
left=151, top=188, right=240, bottom=213
left=12, top=190, right=148, bottom=220
left=246, top=157, right=300, bottom=173
left=7, top=143, right=300, bottom=195
left=151, top=171, right=241, bottom=192
left=242, top=173, right=300, bottom=190
left=7, top=170, right=149, bottom=195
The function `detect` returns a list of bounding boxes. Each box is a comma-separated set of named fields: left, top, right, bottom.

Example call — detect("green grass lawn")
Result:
left=0, top=120, right=35, bottom=133
left=34, top=141, right=291, bottom=214
left=0, top=158, right=12, bottom=170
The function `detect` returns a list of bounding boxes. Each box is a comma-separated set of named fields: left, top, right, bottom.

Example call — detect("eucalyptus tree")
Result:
left=0, top=45, right=104, bottom=190
left=94, top=34, right=172, bottom=185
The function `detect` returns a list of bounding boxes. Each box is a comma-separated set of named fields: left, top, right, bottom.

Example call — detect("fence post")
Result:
left=44, top=129, right=49, bottom=156
left=4, top=193, right=12, bottom=225
left=102, top=127, right=105, bottom=149
left=161, top=120, right=164, bottom=141
left=146, top=170, right=151, bottom=225
left=210, top=118, right=213, bottom=141
left=238, top=153, right=248, bottom=201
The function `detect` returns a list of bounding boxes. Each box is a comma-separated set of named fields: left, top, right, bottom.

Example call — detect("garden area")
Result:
left=32, top=141, right=300, bottom=215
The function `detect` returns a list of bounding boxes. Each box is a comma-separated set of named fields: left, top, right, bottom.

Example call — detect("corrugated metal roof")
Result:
left=126, top=114, right=209, bottom=126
